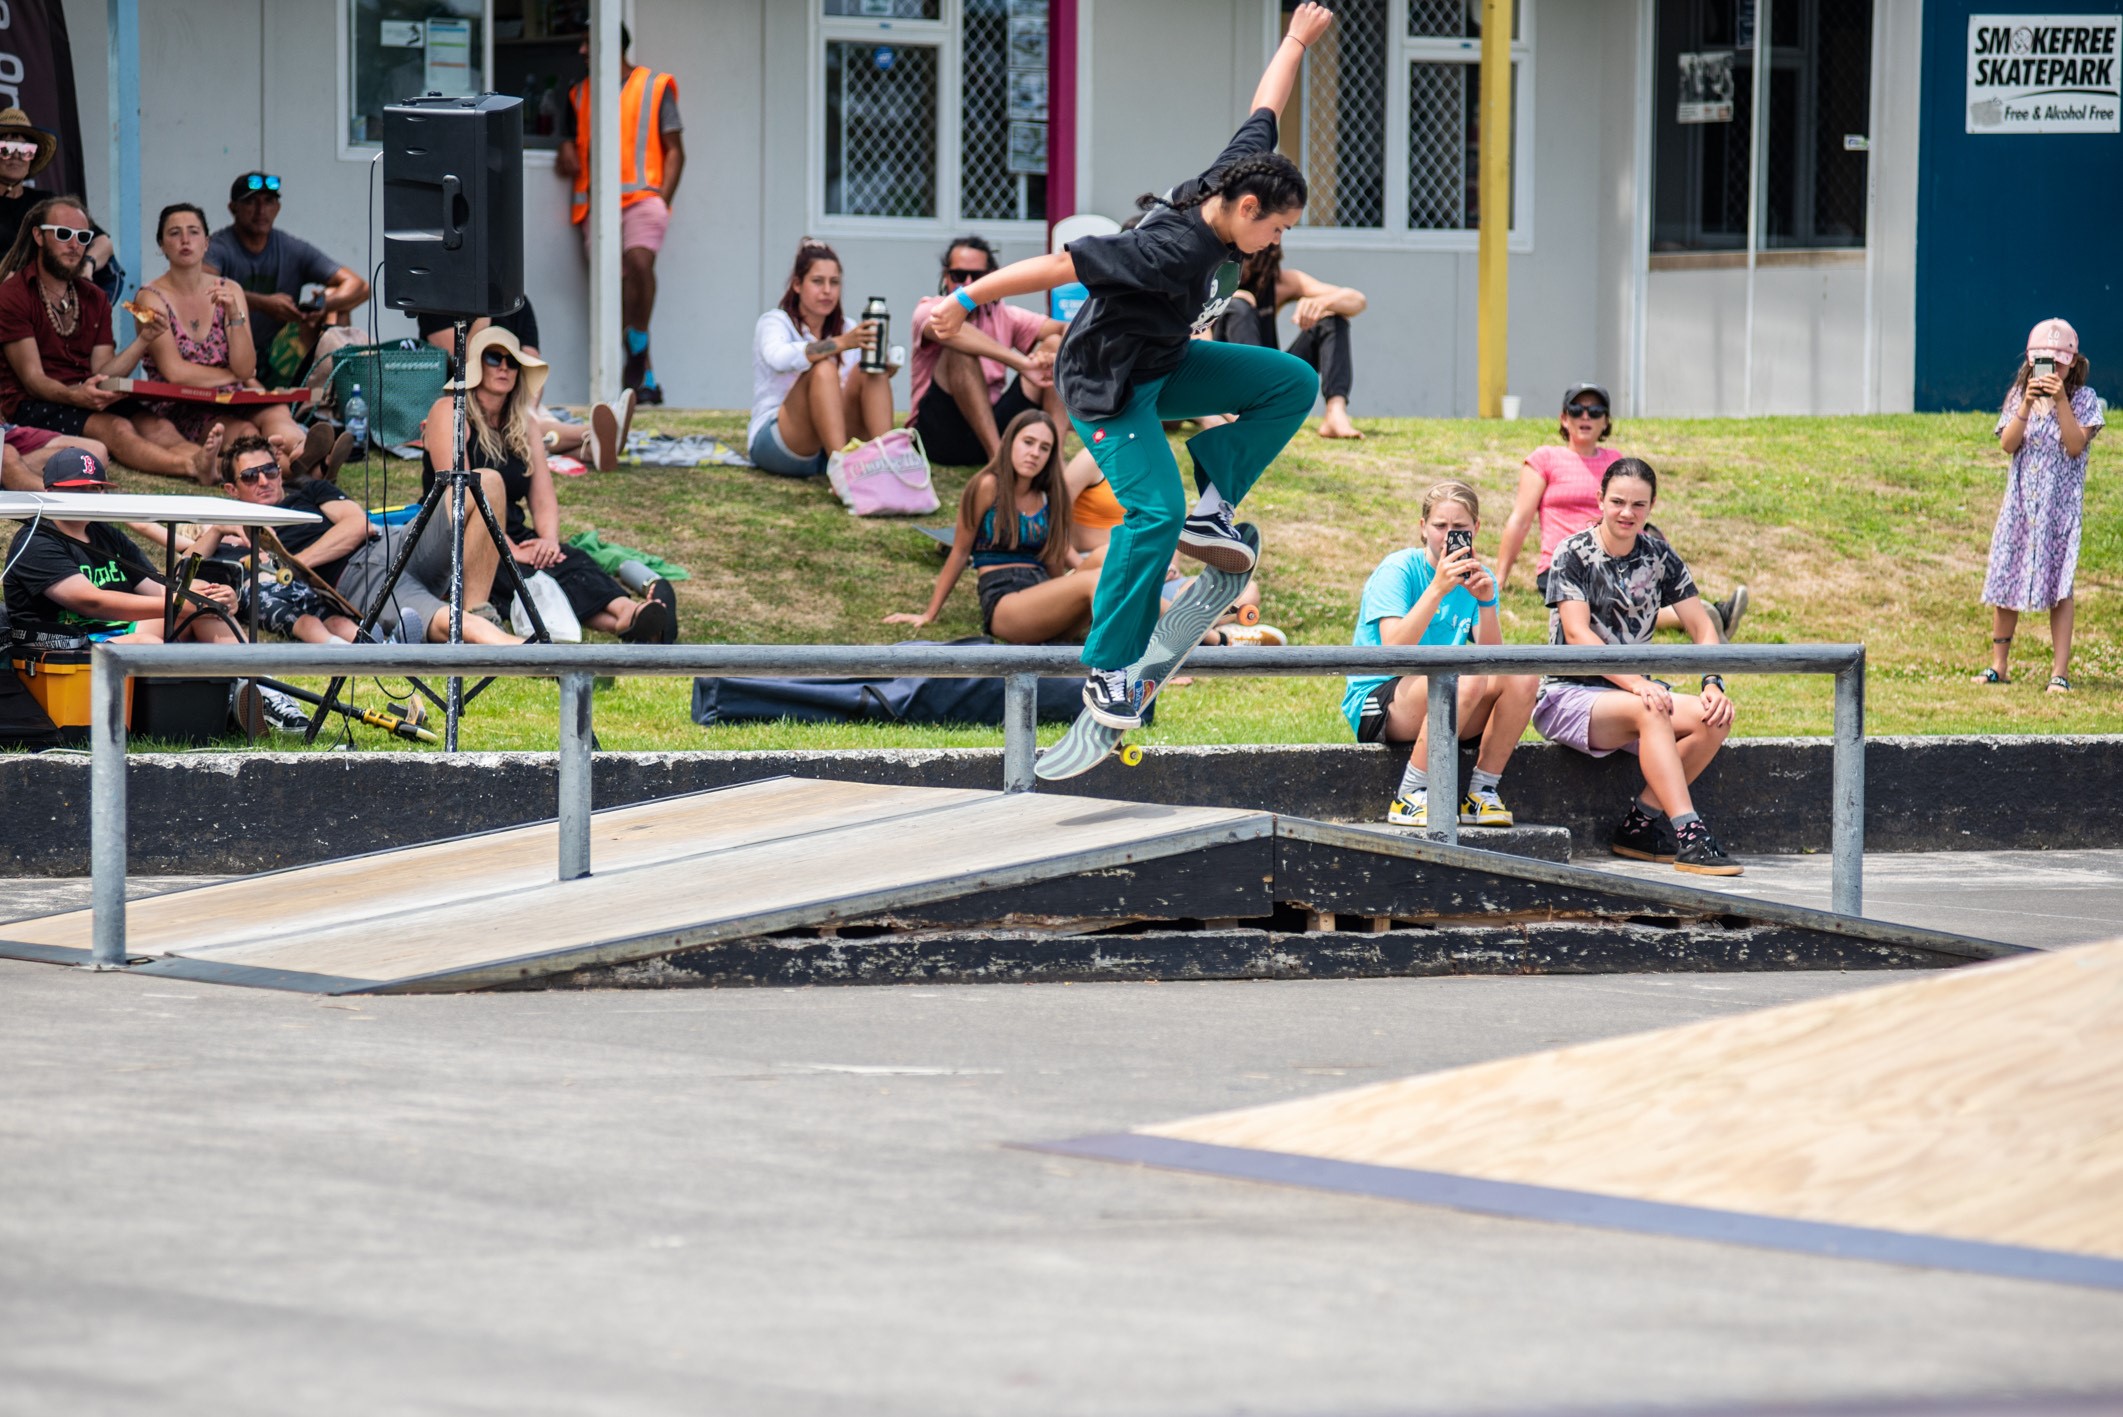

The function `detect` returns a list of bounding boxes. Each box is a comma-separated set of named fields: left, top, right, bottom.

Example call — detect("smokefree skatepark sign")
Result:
left=1967, top=14, right=2122, bottom=132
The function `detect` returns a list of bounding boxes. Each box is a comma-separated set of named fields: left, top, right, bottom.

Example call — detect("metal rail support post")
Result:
left=89, top=648, right=129, bottom=968
left=1002, top=673, right=1039, bottom=793
left=1832, top=653, right=1866, bottom=917
left=1425, top=673, right=1459, bottom=845
left=558, top=673, right=594, bottom=880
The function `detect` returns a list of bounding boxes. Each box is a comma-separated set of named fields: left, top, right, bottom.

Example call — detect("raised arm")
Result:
left=1253, top=4, right=1335, bottom=119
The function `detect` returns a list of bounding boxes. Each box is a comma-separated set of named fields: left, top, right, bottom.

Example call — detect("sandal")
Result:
left=2048, top=675, right=2072, bottom=693
left=1973, top=667, right=2008, bottom=684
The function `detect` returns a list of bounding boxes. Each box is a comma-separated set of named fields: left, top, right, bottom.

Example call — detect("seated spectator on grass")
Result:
left=1344, top=480, right=1536, bottom=830
left=1497, top=382, right=1747, bottom=639
left=419, top=298, right=635, bottom=473
left=1534, top=458, right=1740, bottom=877
left=181, top=435, right=373, bottom=645
left=421, top=326, right=673, bottom=644
left=908, top=234, right=1064, bottom=465
left=135, top=202, right=314, bottom=462
left=206, top=172, right=370, bottom=385
left=748, top=238, right=895, bottom=479
left=2, top=423, right=109, bottom=491
left=2, top=446, right=239, bottom=645
left=0, top=109, right=120, bottom=303
left=1210, top=243, right=1365, bottom=439
left=0, top=196, right=221, bottom=482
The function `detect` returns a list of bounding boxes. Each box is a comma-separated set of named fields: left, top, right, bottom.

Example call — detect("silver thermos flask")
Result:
left=859, top=295, right=890, bottom=374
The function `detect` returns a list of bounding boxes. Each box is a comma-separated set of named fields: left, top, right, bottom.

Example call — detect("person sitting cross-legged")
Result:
left=2, top=446, right=240, bottom=645
left=1210, top=242, right=1367, bottom=440
left=420, top=326, right=674, bottom=644
left=1344, top=479, right=1537, bottom=829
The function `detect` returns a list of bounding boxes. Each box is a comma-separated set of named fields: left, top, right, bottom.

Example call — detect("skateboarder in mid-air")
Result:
left=925, top=3, right=1332, bottom=732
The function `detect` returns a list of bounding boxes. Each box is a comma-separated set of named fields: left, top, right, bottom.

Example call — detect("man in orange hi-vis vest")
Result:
left=557, top=24, right=684, bottom=405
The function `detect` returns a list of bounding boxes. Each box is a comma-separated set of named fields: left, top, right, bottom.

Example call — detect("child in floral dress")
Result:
left=1977, top=317, right=2102, bottom=692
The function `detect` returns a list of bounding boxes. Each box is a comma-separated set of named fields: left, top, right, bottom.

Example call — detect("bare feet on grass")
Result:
left=1317, top=398, right=1362, bottom=439
left=191, top=424, right=225, bottom=485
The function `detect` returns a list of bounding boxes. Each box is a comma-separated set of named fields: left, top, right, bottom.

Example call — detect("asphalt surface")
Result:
left=5, top=941, right=2121, bottom=1414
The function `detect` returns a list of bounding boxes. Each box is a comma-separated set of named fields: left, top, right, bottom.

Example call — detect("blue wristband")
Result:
left=1473, top=596, right=1498, bottom=609
left=953, top=287, right=979, bottom=313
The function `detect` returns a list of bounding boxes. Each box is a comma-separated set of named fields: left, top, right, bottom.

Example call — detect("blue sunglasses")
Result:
left=241, top=173, right=282, bottom=194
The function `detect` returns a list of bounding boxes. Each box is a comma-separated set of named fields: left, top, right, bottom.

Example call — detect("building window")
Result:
left=345, top=0, right=487, bottom=148
left=817, top=0, right=1048, bottom=228
left=1274, top=0, right=1530, bottom=239
left=490, top=0, right=586, bottom=155
left=1652, top=0, right=1873, bottom=252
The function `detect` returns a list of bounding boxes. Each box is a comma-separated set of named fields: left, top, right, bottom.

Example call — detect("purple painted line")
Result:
left=1018, top=1133, right=2123, bottom=1294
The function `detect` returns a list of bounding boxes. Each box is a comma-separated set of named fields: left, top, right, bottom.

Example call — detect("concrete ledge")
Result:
left=1, top=734, right=2116, bottom=876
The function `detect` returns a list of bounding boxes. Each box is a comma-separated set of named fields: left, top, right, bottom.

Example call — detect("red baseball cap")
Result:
left=41, top=446, right=112, bottom=489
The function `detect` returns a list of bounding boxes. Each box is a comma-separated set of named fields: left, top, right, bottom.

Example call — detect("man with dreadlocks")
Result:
left=927, top=3, right=1332, bottom=729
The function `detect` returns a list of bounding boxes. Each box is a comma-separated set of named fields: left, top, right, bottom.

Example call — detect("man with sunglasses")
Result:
left=908, top=234, right=1065, bottom=465
left=205, top=172, right=370, bottom=368
left=0, top=196, right=221, bottom=482
left=185, top=434, right=381, bottom=645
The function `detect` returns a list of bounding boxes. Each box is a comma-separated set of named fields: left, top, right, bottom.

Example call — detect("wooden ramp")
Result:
left=1033, top=938, right=2123, bottom=1292
left=0, top=778, right=1271, bottom=994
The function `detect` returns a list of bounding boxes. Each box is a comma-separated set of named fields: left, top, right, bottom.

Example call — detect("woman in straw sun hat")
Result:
left=0, top=108, right=117, bottom=297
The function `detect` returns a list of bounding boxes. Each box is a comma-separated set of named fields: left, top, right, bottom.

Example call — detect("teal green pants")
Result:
left=1068, top=339, right=1318, bottom=670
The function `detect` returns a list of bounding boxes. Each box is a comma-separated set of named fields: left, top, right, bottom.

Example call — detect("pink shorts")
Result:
left=578, top=195, right=671, bottom=255
left=1532, top=682, right=1640, bottom=759
left=4, top=425, right=59, bottom=454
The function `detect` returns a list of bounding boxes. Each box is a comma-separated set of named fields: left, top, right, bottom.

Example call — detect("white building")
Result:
left=48, top=1, right=2114, bottom=418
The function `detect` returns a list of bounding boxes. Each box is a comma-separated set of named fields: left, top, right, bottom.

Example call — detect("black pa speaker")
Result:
left=382, top=92, right=524, bottom=320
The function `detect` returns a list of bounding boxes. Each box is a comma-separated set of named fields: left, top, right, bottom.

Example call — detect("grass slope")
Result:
left=102, top=408, right=2118, bottom=752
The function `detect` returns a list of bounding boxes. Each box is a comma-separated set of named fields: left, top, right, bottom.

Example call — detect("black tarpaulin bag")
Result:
left=691, top=638, right=1122, bottom=727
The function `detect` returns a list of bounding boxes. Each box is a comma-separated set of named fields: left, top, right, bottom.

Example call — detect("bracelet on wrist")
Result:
left=1473, top=595, right=1497, bottom=608
left=1700, top=674, right=1725, bottom=691
left=953, top=287, right=979, bottom=313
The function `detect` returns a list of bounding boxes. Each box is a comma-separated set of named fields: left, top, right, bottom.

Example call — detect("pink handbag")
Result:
left=827, top=428, right=940, bottom=516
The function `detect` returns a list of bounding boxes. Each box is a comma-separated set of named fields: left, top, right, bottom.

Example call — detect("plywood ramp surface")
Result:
left=2, top=778, right=990, bottom=957
left=164, top=793, right=1268, bottom=990
left=1146, top=938, right=2123, bottom=1262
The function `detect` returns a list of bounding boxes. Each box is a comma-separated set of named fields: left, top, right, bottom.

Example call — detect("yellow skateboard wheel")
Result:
left=1118, top=744, right=1144, bottom=766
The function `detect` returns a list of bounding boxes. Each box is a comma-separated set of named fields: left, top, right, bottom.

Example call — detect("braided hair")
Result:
left=1137, top=151, right=1307, bottom=220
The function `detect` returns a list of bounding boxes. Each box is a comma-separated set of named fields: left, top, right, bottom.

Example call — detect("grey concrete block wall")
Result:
left=0, top=736, right=2117, bottom=877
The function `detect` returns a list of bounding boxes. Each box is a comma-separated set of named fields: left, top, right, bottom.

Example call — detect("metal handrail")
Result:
left=85, top=640, right=1866, bottom=967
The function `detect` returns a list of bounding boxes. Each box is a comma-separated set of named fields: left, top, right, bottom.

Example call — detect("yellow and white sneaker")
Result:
left=1385, top=789, right=1427, bottom=827
left=1458, top=786, right=1514, bottom=826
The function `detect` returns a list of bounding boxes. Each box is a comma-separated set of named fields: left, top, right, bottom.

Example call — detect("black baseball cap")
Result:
left=230, top=171, right=282, bottom=202
left=1562, top=383, right=1611, bottom=411
left=42, top=446, right=112, bottom=489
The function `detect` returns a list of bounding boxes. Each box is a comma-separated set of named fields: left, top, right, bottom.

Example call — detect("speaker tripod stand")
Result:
left=303, top=319, right=551, bottom=751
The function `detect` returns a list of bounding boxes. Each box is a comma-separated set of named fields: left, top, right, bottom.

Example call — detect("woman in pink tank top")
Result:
left=1497, top=382, right=1748, bottom=639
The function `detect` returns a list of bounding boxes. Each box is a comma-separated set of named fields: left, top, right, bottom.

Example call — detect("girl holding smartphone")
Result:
left=1978, top=318, right=2102, bottom=691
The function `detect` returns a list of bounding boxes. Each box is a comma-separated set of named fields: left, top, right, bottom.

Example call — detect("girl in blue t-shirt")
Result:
left=926, top=4, right=1335, bottom=731
left=1344, top=480, right=1537, bottom=829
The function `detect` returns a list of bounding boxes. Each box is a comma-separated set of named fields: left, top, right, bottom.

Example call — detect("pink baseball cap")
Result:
left=2026, top=317, right=2078, bottom=361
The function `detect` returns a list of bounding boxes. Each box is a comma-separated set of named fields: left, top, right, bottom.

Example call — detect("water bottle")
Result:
left=343, top=384, right=369, bottom=449
left=858, top=296, right=890, bottom=374
left=616, top=560, right=657, bottom=594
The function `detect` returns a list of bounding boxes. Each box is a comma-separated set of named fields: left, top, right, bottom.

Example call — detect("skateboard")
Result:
left=1035, top=522, right=1259, bottom=781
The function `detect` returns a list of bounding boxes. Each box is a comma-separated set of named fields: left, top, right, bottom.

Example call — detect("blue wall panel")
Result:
left=1916, top=2, right=2123, bottom=411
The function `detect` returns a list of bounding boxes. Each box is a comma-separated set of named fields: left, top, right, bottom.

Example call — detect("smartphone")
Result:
left=2033, top=356, right=2055, bottom=381
left=1445, top=528, right=1475, bottom=560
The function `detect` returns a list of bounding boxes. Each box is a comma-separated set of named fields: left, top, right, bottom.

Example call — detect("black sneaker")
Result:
left=1610, top=806, right=1678, bottom=863
left=1674, top=820, right=1743, bottom=876
left=257, top=685, right=312, bottom=735
left=1083, top=668, right=1147, bottom=730
left=1177, top=504, right=1257, bottom=574
left=1715, top=585, right=1749, bottom=641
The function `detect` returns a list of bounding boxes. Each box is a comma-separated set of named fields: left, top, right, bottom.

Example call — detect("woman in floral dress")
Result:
left=1978, top=317, right=2102, bottom=692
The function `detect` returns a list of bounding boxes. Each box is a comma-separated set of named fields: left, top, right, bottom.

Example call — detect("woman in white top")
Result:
left=748, top=238, right=897, bottom=477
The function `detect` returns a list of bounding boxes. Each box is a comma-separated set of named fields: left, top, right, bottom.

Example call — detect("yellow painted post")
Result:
left=1475, top=0, right=1511, bottom=418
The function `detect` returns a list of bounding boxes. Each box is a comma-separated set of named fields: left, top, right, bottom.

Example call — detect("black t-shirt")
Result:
left=1054, top=108, right=1273, bottom=421
left=416, top=298, right=541, bottom=352
left=1542, top=526, right=1699, bottom=688
left=4, top=521, right=156, bottom=637
left=272, top=478, right=360, bottom=587
left=422, top=435, right=534, bottom=541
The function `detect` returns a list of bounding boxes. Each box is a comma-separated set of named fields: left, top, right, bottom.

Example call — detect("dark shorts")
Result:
left=534, top=544, right=628, bottom=622
left=8, top=399, right=100, bottom=439
left=1535, top=568, right=1549, bottom=601
left=1355, top=677, right=1401, bottom=744
left=241, top=577, right=343, bottom=637
left=914, top=375, right=1039, bottom=468
left=977, top=562, right=1047, bottom=638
